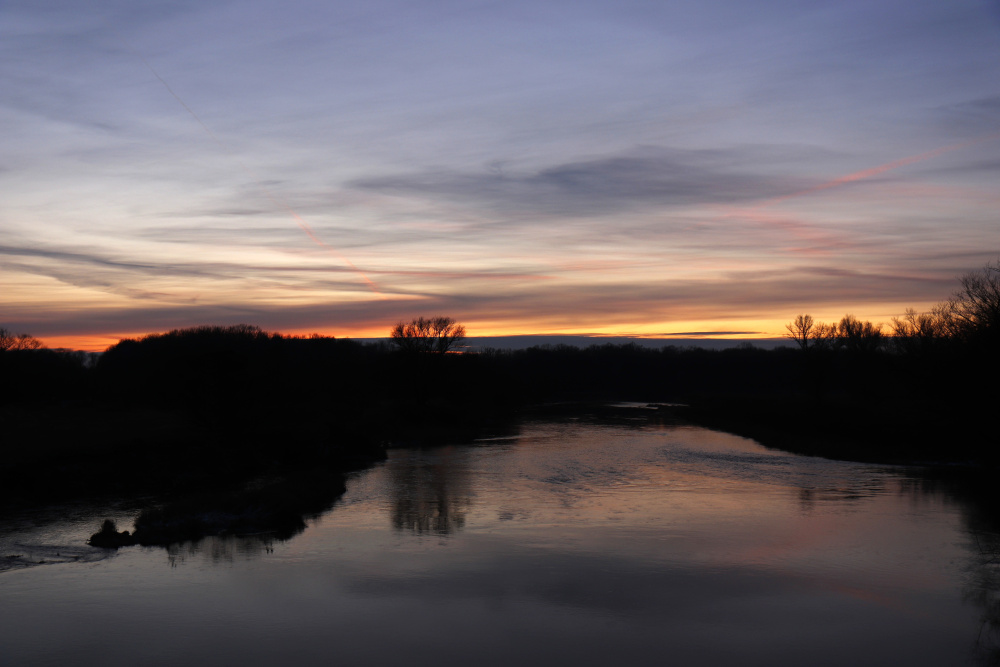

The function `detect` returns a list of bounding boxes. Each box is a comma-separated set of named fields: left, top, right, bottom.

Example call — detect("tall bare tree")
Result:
left=785, top=314, right=815, bottom=350
left=949, top=261, right=1000, bottom=342
left=785, top=315, right=837, bottom=350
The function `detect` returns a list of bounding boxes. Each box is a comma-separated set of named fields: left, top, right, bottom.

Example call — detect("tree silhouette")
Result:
left=889, top=306, right=954, bottom=354
left=0, top=328, right=43, bottom=351
left=784, top=316, right=836, bottom=351
left=390, top=316, right=466, bottom=353
left=836, top=315, right=884, bottom=353
left=949, top=261, right=1000, bottom=344
left=785, top=314, right=815, bottom=350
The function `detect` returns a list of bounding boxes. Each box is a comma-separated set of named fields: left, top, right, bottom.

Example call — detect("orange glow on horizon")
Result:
left=41, top=305, right=934, bottom=353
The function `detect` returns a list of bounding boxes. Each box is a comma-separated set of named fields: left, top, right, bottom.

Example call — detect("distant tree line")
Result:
left=786, top=261, right=1000, bottom=354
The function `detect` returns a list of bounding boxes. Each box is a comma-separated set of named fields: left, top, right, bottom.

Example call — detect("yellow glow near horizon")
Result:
left=38, top=302, right=939, bottom=353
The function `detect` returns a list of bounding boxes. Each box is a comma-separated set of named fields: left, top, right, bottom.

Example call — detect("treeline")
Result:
left=725, top=261, right=1000, bottom=462
left=785, top=261, right=1000, bottom=355
left=0, top=328, right=95, bottom=405
left=1, top=321, right=990, bottom=462
left=0, top=325, right=808, bottom=420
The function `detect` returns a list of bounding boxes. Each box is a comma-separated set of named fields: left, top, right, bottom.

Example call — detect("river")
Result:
left=2, top=405, right=998, bottom=666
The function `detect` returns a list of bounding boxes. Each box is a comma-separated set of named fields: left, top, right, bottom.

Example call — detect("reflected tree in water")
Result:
left=966, top=529, right=1000, bottom=665
left=912, top=471, right=1000, bottom=665
left=388, top=447, right=473, bottom=535
left=958, top=485, right=1000, bottom=666
left=166, top=534, right=276, bottom=567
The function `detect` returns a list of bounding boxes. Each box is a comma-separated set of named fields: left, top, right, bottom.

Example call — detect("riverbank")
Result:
left=675, top=396, right=993, bottom=468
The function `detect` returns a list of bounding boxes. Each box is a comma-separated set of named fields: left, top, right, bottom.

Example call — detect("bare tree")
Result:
left=0, top=328, right=44, bottom=351
left=785, top=314, right=815, bottom=350
left=785, top=315, right=837, bottom=351
left=836, top=314, right=884, bottom=353
left=949, top=261, right=1000, bottom=342
left=890, top=305, right=956, bottom=353
left=813, top=322, right=839, bottom=350
left=390, top=317, right=466, bottom=354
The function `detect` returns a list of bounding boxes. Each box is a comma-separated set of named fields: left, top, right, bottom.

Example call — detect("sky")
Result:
left=2, top=0, right=999, bottom=350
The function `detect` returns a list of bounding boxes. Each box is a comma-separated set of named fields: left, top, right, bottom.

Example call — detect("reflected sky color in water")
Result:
left=1, top=419, right=995, bottom=665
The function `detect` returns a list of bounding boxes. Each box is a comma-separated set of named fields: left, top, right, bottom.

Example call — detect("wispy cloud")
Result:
left=350, top=145, right=823, bottom=218
left=936, top=95, right=1000, bottom=135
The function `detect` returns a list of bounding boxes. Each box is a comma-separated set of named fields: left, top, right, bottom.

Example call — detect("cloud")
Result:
left=936, top=95, right=1000, bottom=135
left=664, top=331, right=762, bottom=337
left=350, top=145, right=822, bottom=219
left=0, top=241, right=377, bottom=307
left=6, top=252, right=974, bottom=342
left=0, top=244, right=205, bottom=277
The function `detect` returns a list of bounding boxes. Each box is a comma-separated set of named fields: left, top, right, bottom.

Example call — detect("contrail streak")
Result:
left=713, top=131, right=1000, bottom=256
left=117, top=33, right=383, bottom=297
left=756, top=131, right=1000, bottom=209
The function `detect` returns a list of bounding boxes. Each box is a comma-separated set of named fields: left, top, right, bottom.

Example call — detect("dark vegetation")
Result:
left=1, top=264, right=998, bottom=546
left=88, top=468, right=348, bottom=547
left=390, top=316, right=466, bottom=353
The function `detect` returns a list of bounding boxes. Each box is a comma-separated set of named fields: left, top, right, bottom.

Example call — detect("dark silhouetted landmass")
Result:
left=89, top=468, right=349, bottom=547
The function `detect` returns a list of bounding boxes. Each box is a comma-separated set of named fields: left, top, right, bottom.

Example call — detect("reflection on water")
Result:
left=388, top=446, right=473, bottom=535
left=0, top=543, right=111, bottom=571
left=165, top=534, right=277, bottom=567
left=2, top=409, right=1000, bottom=666
left=967, top=529, right=1000, bottom=664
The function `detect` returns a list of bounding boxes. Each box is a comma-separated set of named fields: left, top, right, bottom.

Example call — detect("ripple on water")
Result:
left=1, top=544, right=115, bottom=572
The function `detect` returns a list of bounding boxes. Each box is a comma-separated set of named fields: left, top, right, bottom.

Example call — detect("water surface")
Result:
left=2, top=412, right=998, bottom=666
